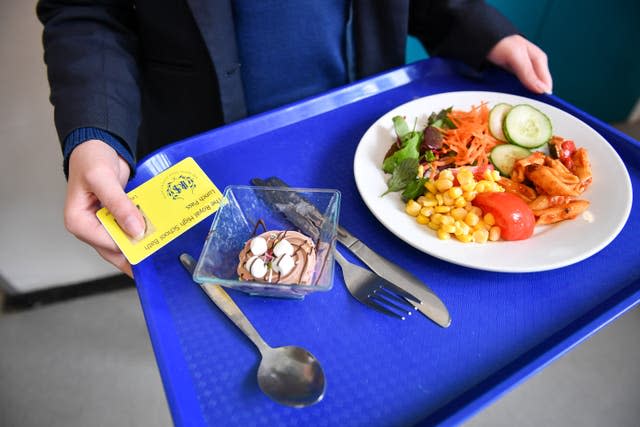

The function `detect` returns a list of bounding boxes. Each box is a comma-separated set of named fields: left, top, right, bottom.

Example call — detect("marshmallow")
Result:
left=245, top=256, right=267, bottom=278
left=273, top=254, right=295, bottom=276
left=249, top=237, right=267, bottom=256
left=273, top=239, right=294, bottom=257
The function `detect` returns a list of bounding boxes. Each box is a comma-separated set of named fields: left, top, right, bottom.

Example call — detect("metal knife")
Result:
left=251, top=177, right=451, bottom=328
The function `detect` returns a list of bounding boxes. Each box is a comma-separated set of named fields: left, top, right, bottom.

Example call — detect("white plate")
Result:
left=354, top=91, right=633, bottom=272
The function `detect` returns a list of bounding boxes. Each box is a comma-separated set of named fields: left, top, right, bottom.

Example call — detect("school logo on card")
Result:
left=162, top=172, right=198, bottom=200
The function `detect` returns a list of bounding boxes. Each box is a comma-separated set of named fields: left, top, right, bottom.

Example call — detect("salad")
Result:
left=382, top=102, right=593, bottom=243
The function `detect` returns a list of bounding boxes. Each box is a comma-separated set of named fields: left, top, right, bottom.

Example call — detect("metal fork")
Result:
left=333, top=249, right=420, bottom=320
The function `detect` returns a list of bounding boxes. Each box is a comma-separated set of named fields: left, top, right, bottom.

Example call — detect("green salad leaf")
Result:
left=401, top=177, right=428, bottom=201
left=382, top=131, right=421, bottom=173
left=392, top=115, right=411, bottom=140
left=423, top=150, right=436, bottom=162
left=382, top=158, right=419, bottom=196
left=380, top=107, right=456, bottom=198
left=427, top=107, right=456, bottom=129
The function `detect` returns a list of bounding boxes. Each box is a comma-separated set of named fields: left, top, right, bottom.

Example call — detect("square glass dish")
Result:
left=193, top=185, right=341, bottom=298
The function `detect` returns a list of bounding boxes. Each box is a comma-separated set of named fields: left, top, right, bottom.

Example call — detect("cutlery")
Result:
left=335, top=227, right=451, bottom=328
left=180, top=253, right=326, bottom=407
left=251, top=177, right=451, bottom=328
left=334, top=249, right=418, bottom=320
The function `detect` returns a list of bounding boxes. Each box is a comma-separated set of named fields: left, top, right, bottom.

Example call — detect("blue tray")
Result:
left=130, top=58, right=640, bottom=426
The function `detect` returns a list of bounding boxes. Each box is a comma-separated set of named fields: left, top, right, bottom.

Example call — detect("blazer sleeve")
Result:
left=37, top=0, right=141, bottom=161
left=409, top=0, right=519, bottom=69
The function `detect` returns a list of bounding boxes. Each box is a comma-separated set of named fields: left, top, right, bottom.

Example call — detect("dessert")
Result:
left=237, top=230, right=317, bottom=285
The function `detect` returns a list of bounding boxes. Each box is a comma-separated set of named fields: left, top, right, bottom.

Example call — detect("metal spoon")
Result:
left=179, top=253, right=326, bottom=407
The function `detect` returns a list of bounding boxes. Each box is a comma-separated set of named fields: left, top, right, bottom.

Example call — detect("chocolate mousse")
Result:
left=237, top=230, right=317, bottom=285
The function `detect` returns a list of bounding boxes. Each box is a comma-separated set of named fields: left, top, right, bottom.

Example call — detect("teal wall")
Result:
left=407, top=0, right=640, bottom=123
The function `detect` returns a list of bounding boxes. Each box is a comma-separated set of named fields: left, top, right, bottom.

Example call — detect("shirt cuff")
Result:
left=62, top=127, right=136, bottom=178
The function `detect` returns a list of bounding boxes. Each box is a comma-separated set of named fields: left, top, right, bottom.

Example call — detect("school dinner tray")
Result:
left=129, top=58, right=640, bottom=427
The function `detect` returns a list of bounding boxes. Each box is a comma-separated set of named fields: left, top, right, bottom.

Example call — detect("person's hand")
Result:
left=487, top=34, right=553, bottom=94
left=65, top=139, right=144, bottom=277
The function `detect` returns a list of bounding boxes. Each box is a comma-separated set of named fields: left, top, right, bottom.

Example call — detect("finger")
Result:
left=527, top=44, right=553, bottom=93
left=64, top=191, right=122, bottom=253
left=87, top=167, right=146, bottom=239
left=95, top=246, right=133, bottom=278
left=505, top=48, right=546, bottom=94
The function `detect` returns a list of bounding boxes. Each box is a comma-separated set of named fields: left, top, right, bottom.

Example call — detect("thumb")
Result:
left=91, top=171, right=146, bottom=239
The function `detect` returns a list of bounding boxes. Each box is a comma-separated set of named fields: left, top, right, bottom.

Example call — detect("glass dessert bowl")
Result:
left=193, top=185, right=341, bottom=298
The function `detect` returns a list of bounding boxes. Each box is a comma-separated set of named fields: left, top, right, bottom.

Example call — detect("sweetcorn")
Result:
left=404, top=166, right=504, bottom=243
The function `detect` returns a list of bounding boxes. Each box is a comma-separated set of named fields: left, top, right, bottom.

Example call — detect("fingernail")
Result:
left=124, top=215, right=146, bottom=239
left=539, top=82, right=552, bottom=94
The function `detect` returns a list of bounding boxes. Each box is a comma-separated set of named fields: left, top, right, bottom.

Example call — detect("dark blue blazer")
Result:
left=37, top=0, right=515, bottom=161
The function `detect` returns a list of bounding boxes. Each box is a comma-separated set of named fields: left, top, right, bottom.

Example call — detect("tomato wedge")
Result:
left=472, top=192, right=536, bottom=240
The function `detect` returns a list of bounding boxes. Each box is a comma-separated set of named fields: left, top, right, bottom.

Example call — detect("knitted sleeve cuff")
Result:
left=62, top=127, right=136, bottom=178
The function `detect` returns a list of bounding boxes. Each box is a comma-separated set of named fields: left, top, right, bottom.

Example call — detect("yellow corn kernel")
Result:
left=427, top=221, right=440, bottom=230
left=439, top=169, right=454, bottom=181
left=451, top=207, right=467, bottom=221
left=492, top=169, right=501, bottom=181
left=455, top=233, right=473, bottom=243
left=422, top=199, right=437, bottom=207
left=474, top=182, right=485, bottom=193
left=443, top=192, right=455, bottom=206
left=440, top=215, right=455, bottom=225
left=419, top=206, right=434, bottom=217
left=405, top=199, right=421, bottom=216
left=484, top=212, right=496, bottom=226
left=475, top=220, right=490, bottom=231
left=463, top=190, right=477, bottom=201
left=482, top=168, right=495, bottom=181
left=458, top=166, right=473, bottom=176
left=416, top=195, right=427, bottom=205
left=435, top=194, right=444, bottom=205
left=457, top=169, right=473, bottom=184
left=416, top=214, right=430, bottom=225
left=437, top=229, right=451, bottom=240
left=489, top=226, right=501, bottom=241
left=470, top=206, right=483, bottom=217
left=417, top=164, right=425, bottom=178
left=435, top=178, right=453, bottom=192
left=460, top=182, right=476, bottom=192
left=440, top=223, right=456, bottom=234
left=435, top=205, right=451, bottom=213
left=425, top=181, right=437, bottom=194
left=448, top=187, right=463, bottom=199
left=464, top=212, right=480, bottom=227
left=473, top=228, right=489, bottom=243
left=457, top=176, right=472, bottom=187
left=454, top=196, right=467, bottom=208
left=430, top=213, right=444, bottom=225
left=454, top=221, right=471, bottom=236
left=487, top=182, right=503, bottom=192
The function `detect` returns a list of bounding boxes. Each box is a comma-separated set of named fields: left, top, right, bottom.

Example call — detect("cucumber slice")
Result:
left=503, top=104, right=552, bottom=148
left=490, top=144, right=532, bottom=177
left=488, top=103, right=512, bottom=142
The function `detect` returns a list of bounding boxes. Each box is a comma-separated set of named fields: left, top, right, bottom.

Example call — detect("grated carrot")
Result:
left=432, top=102, right=502, bottom=170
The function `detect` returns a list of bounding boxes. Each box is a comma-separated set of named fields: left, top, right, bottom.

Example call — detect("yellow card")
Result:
left=96, top=157, right=223, bottom=264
